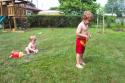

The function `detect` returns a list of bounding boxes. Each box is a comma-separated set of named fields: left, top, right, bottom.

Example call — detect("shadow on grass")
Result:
left=85, top=55, right=101, bottom=64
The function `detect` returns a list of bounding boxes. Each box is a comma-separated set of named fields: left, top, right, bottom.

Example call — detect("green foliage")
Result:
left=28, top=15, right=81, bottom=27
left=58, top=0, right=99, bottom=15
left=105, top=0, right=125, bottom=17
left=49, top=7, right=58, bottom=10
left=105, top=16, right=116, bottom=28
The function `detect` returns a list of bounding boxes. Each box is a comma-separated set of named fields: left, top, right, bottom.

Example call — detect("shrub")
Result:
left=28, top=15, right=81, bottom=27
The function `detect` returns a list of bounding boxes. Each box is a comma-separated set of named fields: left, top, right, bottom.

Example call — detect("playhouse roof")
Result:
left=16, top=0, right=41, bottom=12
left=1, top=0, right=25, bottom=1
left=1, top=0, right=41, bottom=12
left=17, top=0, right=41, bottom=12
left=24, top=6, right=41, bottom=12
left=15, top=0, right=34, bottom=6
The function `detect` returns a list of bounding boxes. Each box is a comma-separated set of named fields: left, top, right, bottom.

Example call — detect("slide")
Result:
left=0, top=16, right=6, bottom=24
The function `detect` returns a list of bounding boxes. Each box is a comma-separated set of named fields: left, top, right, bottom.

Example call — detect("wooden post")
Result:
left=13, top=17, right=16, bottom=31
left=0, top=0, right=4, bottom=31
left=97, top=14, right=99, bottom=32
left=12, top=0, right=17, bottom=31
left=102, top=14, right=105, bottom=33
left=0, top=0, right=3, bottom=15
left=96, top=9, right=99, bottom=32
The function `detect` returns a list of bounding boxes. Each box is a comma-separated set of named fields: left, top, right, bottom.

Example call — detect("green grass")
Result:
left=0, top=28, right=125, bottom=83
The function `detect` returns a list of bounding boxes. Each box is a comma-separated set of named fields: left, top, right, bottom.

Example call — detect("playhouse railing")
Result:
left=7, top=5, right=26, bottom=16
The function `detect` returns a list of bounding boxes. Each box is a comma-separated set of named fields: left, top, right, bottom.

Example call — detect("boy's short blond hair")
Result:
left=82, top=11, right=93, bottom=20
left=29, top=35, right=36, bottom=41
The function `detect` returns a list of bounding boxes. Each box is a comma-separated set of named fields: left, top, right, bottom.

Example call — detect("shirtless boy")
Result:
left=76, top=11, right=93, bottom=69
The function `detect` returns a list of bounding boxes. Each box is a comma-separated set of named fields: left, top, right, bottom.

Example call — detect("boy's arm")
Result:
left=28, top=43, right=36, bottom=52
left=87, top=32, right=91, bottom=38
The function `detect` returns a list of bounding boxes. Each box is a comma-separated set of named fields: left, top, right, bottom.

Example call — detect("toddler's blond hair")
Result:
left=29, top=35, right=36, bottom=41
left=82, top=11, right=93, bottom=20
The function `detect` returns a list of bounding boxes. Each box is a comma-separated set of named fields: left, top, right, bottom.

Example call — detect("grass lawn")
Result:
left=0, top=28, right=125, bottom=83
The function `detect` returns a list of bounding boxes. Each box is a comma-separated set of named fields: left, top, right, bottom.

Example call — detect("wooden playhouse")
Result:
left=0, top=0, right=41, bottom=31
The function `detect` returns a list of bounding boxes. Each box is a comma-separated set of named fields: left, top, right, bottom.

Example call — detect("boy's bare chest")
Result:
left=81, top=26, right=88, bottom=34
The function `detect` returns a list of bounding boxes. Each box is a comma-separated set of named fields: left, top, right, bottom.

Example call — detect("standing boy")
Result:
left=76, top=11, right=93, bottom=69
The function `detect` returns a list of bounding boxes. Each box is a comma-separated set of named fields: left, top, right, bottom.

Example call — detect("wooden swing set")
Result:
left=0, top=0, right=31, bottom=31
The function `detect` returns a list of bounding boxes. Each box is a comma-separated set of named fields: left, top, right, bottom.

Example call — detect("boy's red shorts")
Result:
left=76, top=37, right=87, bottom=54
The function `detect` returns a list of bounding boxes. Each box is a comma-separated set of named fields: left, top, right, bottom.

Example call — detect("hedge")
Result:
left=28, top=15, right=81, bottom=27
left=28, top=15, right=116, bottom=28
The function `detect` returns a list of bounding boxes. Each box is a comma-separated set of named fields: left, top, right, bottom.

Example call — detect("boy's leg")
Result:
left=76, top=38, right=86, bottom=69
left=80, top=47, right=86, bottom=65
left=76, top=53, right=81, bottom=64
left=25, top=47, right=30, bottom=54
left=76, top=53, right=83, bottom=69
left=80, top=55, right=83, bottom=63
left=80, top=55, right=86, bottom=65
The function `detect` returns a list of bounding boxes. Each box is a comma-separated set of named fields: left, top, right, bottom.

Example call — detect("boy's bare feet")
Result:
left=81, top=62, right=86, bottom=66
left=76, top=64, right=84, bottom=69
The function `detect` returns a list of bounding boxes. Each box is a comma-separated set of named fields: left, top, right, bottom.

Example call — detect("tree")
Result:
left=49, top=7, right=58, bottom=10
left=105, top=0, right=125, bottom=30
left=96, top=7, right=105, bottom=33
left=105, top=0, right=125, bottom=17
left=58, top=0, right=99, bottom=15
